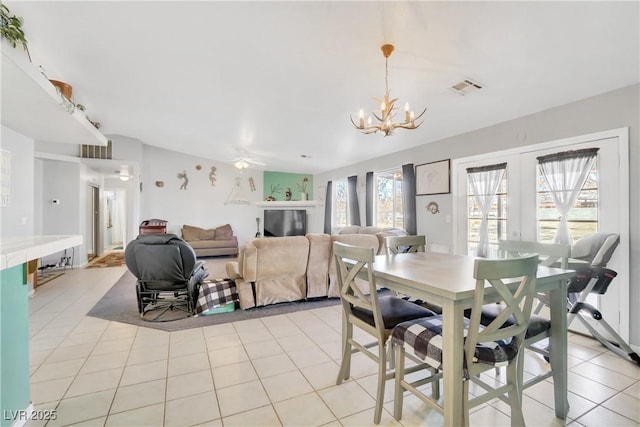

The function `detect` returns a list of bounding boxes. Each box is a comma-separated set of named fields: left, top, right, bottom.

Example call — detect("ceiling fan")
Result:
left=227, top=150, right=266, bottom=170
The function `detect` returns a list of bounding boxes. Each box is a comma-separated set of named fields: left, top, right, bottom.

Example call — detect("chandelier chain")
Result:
left=385, top=56, right=389, bottom=94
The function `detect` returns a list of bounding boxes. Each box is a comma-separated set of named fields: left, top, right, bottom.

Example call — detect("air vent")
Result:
left=450, top=79, right=483, bottom=96
left=80, top=140, right=112, bottom=159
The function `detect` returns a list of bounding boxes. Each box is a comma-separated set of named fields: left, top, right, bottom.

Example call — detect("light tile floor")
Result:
left=24, top=261, right=640, bottom=427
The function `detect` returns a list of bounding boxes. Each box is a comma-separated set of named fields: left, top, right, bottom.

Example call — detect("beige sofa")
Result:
left=181, top=224, right=239, bottom=257
left=226, top=228, right=407, bottom=309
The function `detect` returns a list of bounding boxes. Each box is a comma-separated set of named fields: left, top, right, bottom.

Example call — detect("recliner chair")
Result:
left=125, top=233, right=208, bottom=321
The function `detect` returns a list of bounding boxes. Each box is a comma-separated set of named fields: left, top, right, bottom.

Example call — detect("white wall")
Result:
left=0, top=125, right=35, bottom=237
left=140, top=145, right=268, bottom=246
left=314, top=84, right=640, bottom=346
left=40, top=159, right=84, bottom=266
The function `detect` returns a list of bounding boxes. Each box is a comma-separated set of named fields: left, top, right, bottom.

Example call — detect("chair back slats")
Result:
left=499, top=240, right=570, bottom=269
left=466, top=255, right=538, bottom=368
left=384, top=235, right=427, bottom=255
left=334, top=242, right=382, bottom=329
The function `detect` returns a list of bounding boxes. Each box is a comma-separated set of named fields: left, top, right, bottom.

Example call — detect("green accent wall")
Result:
left=263, top=171, right=313, bottom=201
left=1, top=265, right=30, bottom=427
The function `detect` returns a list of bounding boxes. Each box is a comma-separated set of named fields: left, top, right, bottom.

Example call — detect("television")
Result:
left=264, top=209, right=307, bottom=237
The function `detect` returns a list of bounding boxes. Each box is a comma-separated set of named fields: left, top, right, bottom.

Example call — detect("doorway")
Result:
left=104, top=190, right=127, bottom=252
left=87, top=185, right=100, bottom=260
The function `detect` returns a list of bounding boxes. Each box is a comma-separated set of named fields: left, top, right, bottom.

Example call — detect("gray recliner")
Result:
left=125, top=233, right=208, bottom=321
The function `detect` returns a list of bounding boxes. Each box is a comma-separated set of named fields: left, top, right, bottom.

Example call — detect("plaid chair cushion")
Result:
left=391, top=315, right=518, bottom=378
left=195, top=279, right=238, bottom=314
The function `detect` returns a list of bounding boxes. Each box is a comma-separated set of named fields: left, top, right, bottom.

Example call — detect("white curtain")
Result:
left=538, top=149, right=598, bottom=245
left=468, top=165, right=506, bottom=258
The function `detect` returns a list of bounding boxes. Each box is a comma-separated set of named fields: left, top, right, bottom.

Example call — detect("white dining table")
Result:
left=368, top=251, right=575, bottom=427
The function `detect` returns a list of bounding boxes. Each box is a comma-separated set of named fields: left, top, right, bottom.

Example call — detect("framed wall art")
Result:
left=416, top=159, right=450, bottom=195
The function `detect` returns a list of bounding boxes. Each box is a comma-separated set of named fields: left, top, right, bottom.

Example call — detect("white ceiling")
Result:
left=6, top=1, right=639, bottom=174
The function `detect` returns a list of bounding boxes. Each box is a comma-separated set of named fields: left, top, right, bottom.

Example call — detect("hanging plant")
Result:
left=0, top=4, right=31, bottom=61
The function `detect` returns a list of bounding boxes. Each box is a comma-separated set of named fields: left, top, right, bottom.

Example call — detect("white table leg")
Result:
left=549, top=278, right=570, bottom=419
left=442, top=300, right=466, bottom=426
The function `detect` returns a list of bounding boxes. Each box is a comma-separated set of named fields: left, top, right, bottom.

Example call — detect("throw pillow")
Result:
left=182, top=225, right=201, bottom=241
left=215, top=224, right=233, bottom=240
left=199, top=228, right=216, bottom=240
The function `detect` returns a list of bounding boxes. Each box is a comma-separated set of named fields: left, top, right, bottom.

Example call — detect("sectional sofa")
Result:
left=225, top=227, right=407, bottom=309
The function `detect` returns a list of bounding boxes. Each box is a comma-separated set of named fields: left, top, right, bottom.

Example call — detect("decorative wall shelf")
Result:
left=255, top=201, right=318, bottom=207
left=1, top=41, right=108, bottom=146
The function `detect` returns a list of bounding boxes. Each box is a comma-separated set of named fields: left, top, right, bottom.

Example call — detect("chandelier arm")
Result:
left=359, top=127, right=380, bottom=135
left=395, top=120, right=425, bottom=130
left=349, top=115, right=363, bottom=129
left=413, top=108, right=428, bottom=121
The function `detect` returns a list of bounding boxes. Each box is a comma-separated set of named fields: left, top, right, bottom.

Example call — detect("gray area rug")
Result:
left=87, top=270, right=340, bottom=332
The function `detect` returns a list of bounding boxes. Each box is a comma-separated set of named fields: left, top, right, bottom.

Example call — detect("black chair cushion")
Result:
left=352, top=295, right=436, bottom=330
left=477, top=304, right=551, bottom=339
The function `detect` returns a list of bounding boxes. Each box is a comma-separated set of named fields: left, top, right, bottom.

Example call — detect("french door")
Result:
left=453, top=128, right=629, bottom=339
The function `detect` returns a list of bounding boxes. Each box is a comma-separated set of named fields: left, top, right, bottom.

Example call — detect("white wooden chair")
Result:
left=487, top=240, right=571, bottom=389
left=383, top=235, right=427, bottom=255
left=391, top=255, right=539, bottom=427
left=333, top=242, right=436, bottom=424
left=383, top=235, right=443, bottom=314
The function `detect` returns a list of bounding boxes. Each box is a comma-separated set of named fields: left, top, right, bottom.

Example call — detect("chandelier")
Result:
left=351, top=44, right=426, bottom=136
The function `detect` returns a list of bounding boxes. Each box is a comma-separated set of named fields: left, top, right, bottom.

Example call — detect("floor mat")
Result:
left=86, top=252, right=125, bottom=268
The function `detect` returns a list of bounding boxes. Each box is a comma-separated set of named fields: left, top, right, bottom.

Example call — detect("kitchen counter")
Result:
left=0, top=234, right=81, bottom=426
left=1, top=235, right=82, bottom=270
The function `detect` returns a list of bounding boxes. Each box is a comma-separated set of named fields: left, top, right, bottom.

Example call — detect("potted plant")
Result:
left=297, top=177, right=309, bottom=200
left=266, top=184, right=282, bottom=201
left=1, top=4, right=31, bottom=61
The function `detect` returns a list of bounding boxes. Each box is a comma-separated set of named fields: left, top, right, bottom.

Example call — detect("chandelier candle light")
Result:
left=351, top=44, right=426, bottom=136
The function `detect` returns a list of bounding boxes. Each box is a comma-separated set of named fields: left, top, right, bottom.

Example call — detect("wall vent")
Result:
left=80, top=140, right=112, bottom=159
left=450, top=79, right=483, bottom=96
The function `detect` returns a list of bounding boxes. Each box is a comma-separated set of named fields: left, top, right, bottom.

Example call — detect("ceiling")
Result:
left=6, top=1, right=639, bottom=174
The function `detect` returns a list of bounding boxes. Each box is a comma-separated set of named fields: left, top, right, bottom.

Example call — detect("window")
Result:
left=333, top=179, right=348, bottom=227
left=537, top=157, right=599, bottom=243
left=466, top=165, right=508, bottom=257
left=375, top=169, right=404, bottom=228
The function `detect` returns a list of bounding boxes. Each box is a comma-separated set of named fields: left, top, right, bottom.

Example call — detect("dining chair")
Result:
left=383, top=235, right=443, bottom=315
left=482, top=240, right=571, bottom=388
left=391, top=254, right=539, bottom=427
left=333, top=242, right=437, bottom=424
left=383, top=235, right=427, bottom=254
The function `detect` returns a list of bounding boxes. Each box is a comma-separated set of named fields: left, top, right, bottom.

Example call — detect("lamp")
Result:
left=351, top=44, right=426, bottom=136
